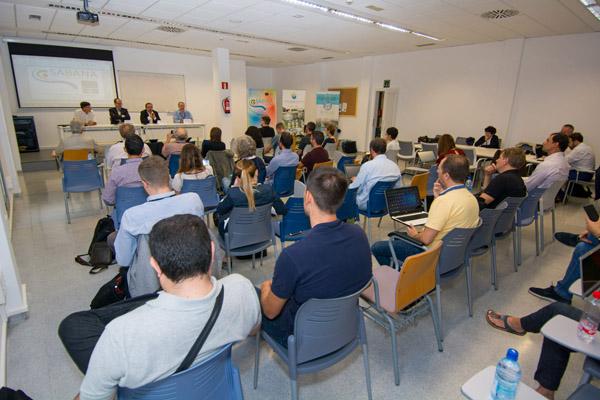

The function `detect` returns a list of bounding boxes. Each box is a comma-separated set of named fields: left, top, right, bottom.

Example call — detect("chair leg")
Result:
left=64, top=193, right=71, bottom=224
left=377, top=216, right=383, bottom=228
left=98, top=189, right=103, bottom=210
left=436, top=283, right=443, bottom=341
left=535, top=217, right=540, bottom=257
left=491, top=242, right=498, bottom=290
left=290, top=376, right=298, bottom=400
left=540, top=212, right=545, bottom=253
left=386, top=314, right=400, bottom=386
left=367, top=218, right=372, bottom=243
left=253, top=333, right=261, bottom=389
left=578, top=371, right=592, bottom=387
left=466, top=260, right=473, bottom=317
left=252, top=253, right=256, bottom=269
left=260, top=250, right=263, bottom=266
left=551, top=209, right=556, bottom=239
left=426, top=295, right=443, bottom=352
left=228, top=253, right=232, bottom=275
left=516, top=226, right=522, bottom=267
left=361, top=339, right=373, bottom=400
left=512, top=230, right=518, bottom=272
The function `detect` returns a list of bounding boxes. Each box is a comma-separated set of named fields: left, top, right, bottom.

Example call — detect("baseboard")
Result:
left=0, top=318, right=6, bottom=387
left=6, top=284, right=28, bottom=319
left=7, top=192, right=14, bottom=240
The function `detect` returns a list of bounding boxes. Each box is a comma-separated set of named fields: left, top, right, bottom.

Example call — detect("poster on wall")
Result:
left=282, top=90, right=306, bottom=136
left=315, top=91, right=340, bottom=131
left=247, top=89, right=277, bottom=127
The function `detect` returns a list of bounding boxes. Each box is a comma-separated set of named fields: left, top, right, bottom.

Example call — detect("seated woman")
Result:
left=171, top=143, right=213, bottom=193
left=323, top=124, right=337, bottom=147
left=436, top=134, right=465, bottom=164
left=474, top=125, right=500, bottom=148
left=236, top=135, right=266, bottom=183
left=215, top=159, right=285, bottom=238
left=201, top=127, right=226, bottom=158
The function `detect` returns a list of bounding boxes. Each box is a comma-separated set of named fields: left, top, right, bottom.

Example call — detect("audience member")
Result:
left=172, top=101, right=193, bottom=123
left=267, top=122, right=286, bottom=156
left=259, top=167, right=372, bottom=346
left=171, top=144, right=213, bottom=193
left=565, top=132, right=595, bottom=197
left=474, top=126, right=500, bottom=148
left=140, top=102, right=160, bottom=124
left=298, top=130, right=329, bottom=176
left=73, top=101, right=97, bottom=126
left=245, top=125, right=264, bottom=149
left=102, top=134, right=145, bottom=206
left=235, top=135, right=266, bottom=183
left=259, top=115, right=275, bottom=139
left=349, top=138, right=401, bottom=210
left=384, top=127, right=400, bottom=151
left=59, top=214, right=260, bottom=400
left=436, top=134, right=465, bottom=164
left=371, top=155, right=479, bottom=266
left=478, top=147, right=527, bottom=209
left=161, top=127, right=188, bottom=158
left=296, top=121, right=316, bottom=156
left=560, top=123, right=574, bottom=137
left=54, top=119, right=99, bottom=158
left=525, top=132, right=570, bottom=191
left=266, top=132, right=299, bottom=179
left=323, top=124, right=337, bottom=146
left=105, top=123, right=152, bottom=170
left=201, top=127, right=226, bottom=158
left=108, top=98, right=130, bottom=125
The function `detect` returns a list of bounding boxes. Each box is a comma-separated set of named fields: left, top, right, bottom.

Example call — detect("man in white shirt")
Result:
left=525, top=132, right=570, bottom=191
left=384, top=127, right=400, bottom=151
left=565, top=132, right=595, bottom=197
left=105, top=123, right=152, bottom=171
left=349, top=137, right=401, bottom=210
left=73, top=101, right=97, bottom=126
left=53, top=119, right=99, bottom=158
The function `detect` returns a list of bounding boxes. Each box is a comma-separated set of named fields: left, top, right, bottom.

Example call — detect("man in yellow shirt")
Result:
left=371, top=154, right=479, bottom=266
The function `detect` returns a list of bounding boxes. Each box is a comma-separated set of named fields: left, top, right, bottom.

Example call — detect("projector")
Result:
left=76, top=10, right=99, bottom=24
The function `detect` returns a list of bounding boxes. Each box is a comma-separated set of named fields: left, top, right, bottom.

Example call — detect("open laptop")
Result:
left=344, top=164, right=360, bottom=179
left=580, top=244, right=600, bottom=297
left=385, top=186, right=428, bottom=226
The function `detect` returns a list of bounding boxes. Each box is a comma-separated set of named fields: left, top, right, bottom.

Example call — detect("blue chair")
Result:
left=114, top=186, right=147, bottom=229
left=254, top=281, right=373, bottom=400
left=118, top=344, right=243, bottom=400
left=493, top=196, right=526, bottom=272
left=62, top=159, right=104, bottom=224
left=358, top=180, right=398, bottom=241
left=168, top=153, right=181, bottom=178
left=337, top=187, right=359, bottom=222
left=337, top=156, right=355, bottom=172
left=181, top=176, right=220, bottom=213
left=273, top=166, right=297, bottom=197
left=274, top=197, right=310, bottom=247
left=515, top=187, right=546, bottom=266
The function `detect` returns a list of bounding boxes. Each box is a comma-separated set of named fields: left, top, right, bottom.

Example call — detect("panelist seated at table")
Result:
left=108, top=98, right=131, bottom=125
left=474, top=126, right=500, bottom=149
left=73, top=101, right=97, bottom=126
left=172, top=101, right=193, bottom=123
left=140, top=102, right=161, bottom=125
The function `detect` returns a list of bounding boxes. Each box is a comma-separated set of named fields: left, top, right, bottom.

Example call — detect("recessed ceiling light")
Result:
left=156, top=25, right=186, bottom=33
left=321, top=56, right=334, bottom=59
left=28, top=15, right=42, bottom=20
left=366, top=5, right=384, bottom=12
left=288, top=47, right=308, bottom=51
left=416, top=43, right=436, bottom=47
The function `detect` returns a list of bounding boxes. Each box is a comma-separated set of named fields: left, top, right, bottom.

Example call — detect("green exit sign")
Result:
left=383, top=80, right=391, bottom=88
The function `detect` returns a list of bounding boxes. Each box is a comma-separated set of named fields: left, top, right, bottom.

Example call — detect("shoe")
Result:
left=528, top=286, right=571, bottom=304
left=554, top=232, right=579, bottom=248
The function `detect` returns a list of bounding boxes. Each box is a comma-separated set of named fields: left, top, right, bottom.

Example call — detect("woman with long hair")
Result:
left=201, top=126, right=226, bottom=158
left=171, top=143, right=213, bottom=192
left=436, top=134, right=465, bottom=164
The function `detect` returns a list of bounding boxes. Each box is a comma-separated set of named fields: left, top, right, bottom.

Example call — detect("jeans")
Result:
left=554, top=234, right=599, bottom=301
left=596, top=167, right=600, bottom=200
left=58, top=293, right=158, bottom=374
left=255, top=287, right=289, bottom=348
left=520, top=302, right=582, bottom=391
left=371, top=239, right=425, bottom=267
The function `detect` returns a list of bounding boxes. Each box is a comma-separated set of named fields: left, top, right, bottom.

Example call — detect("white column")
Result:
left=212, top=48, right=233, bottom=144
left=0, top=55, right=21, bottom=194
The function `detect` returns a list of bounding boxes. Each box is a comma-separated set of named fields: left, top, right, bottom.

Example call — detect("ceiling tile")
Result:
left=16, top=4, right=55, bottom=31
left=0, top=3, right=15, bottom=29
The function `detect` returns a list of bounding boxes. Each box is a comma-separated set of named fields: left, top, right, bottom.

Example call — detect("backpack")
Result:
left=75, top=216, right=116, bottom=274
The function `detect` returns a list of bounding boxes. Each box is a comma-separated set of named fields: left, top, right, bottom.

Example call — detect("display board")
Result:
left=315, top=91, right=340, bottom=131
left=282, top=90, right=306, bottom=136
left=118, top=71, right=186, bottom=113
left=328, top=87, right=358, bottom=116
left=247, top=89, right=277, bottom=127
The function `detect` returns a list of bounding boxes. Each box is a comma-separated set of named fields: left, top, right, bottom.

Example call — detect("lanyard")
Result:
left=440, top=184, right=465, bottom=196
left=148, top=193, right=176, bottom=202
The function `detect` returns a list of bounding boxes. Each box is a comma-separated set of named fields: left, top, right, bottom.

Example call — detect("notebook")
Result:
left=385, top=186, right=428, bottom=226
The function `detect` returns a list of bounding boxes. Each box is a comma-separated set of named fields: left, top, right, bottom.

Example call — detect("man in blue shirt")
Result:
left=259, top=167, right=372, bottom=346
left=172, top=101, right=193, bottom=123
left=102, top=134, right=145, bottom=206
left=266, top=132, right=299, bottom=180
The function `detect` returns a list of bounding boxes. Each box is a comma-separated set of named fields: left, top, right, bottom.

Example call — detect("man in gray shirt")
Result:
left=53, top=119, right=99, bottom=159
left=59, top=214, right=260, bottom=400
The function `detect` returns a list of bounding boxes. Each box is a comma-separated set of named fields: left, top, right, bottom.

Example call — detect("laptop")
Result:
left=385, top=186, right=428, bottom=226
left=580, top=244, right=600, bottom=297
left=344, top=164, right=360, bottom=179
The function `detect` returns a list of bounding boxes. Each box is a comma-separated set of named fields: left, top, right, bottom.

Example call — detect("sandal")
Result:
left=485, top=310, right=526, bottom=336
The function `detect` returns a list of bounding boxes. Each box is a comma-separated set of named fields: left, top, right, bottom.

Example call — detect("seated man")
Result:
left=266, top=132, right=299, bottom=180
left=73, top=101, right=97, bottom=126
left=102, top=134, right=145, bottom=206
left=296, top=121, right=316, bottom=157
left=474, top=125, right=500, bottom=148
left=477, top=147, right=527, bottom=210
left=53, top=119, right=99, bottom=159
left=104, top=123, right=152, bottom=171
left=371, top=154, right=479, bottom=266
left=59, top=214, right=260, bottom=400
left=259, top=168, right=372, bottom=346
left=349, top=137, right=401, bottom=210
left=384, top=127, right=400, bottom=151
left=298, top=130, right=329, bottom=176
left=161, top=127, right=189, bottom=159
left=173, top=101, right=193, bottom=123
left=565, top=132, right=595, bottom=197
left=525, top=132, right=570, bottom=192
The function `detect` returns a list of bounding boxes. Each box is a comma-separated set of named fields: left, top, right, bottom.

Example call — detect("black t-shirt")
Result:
left=201, top=140, right=225, bottom=158
left=259, top=126, right=275, bottom=138
left=246, top=131, right=264, bottom=148
left=479, top=169, right=526, bottom=209
left=271, top=220, right=372, bottom=338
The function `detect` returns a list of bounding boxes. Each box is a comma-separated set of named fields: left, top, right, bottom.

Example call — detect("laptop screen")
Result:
left=385, top=187, right=423, bottom=215
left=580, top=244, right=600, bottom=297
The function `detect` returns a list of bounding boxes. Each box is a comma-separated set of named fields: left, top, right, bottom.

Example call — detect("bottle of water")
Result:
left=465, top=177, right=473, bottom=192
left=577, top=290, right=600, bottom=343
left=491, top=348, right=521, bottom=400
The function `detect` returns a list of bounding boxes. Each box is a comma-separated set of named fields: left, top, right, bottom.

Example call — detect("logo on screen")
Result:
left=32, top=67, right=98, bottom=90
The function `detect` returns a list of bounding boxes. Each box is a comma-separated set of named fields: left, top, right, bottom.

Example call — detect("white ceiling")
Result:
left=0, top=0, right=598, bottom=67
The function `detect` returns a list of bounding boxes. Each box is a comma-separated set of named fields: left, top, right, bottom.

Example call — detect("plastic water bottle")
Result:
left=491, top=348, right=521, bottom=400
left=465, top=177, right=473, bottom=192
left=577, top=290, right=600, bottom=343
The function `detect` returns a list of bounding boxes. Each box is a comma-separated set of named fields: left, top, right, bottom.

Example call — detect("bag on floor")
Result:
left=90, top=268, right=129, bottom=309
left=0, top=387, right=34, bottom=400
left=75, top=216, right=116, bottom=274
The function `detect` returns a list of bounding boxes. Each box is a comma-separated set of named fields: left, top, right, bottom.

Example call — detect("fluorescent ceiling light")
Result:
left=411, top=31, right=441, bottom=41
left=375, top=22, right=409, bottom=33
left=281, top=0, right=328, bottom=13
left=329, top=10, right=373, bottom=24
left=580, top=0, right=596, bottom=6
left=579, top=0, right=600, bottom=20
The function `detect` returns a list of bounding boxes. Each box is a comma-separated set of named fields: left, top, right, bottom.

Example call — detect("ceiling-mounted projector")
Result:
left=76, top=0, right=99, bottom=24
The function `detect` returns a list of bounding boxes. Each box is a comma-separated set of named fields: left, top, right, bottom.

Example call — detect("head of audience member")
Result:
left=326, top=124, right=336, bottom=138
left=275, top=122, right=285, bottom=134
left=561, top=124, right=574, bottom=136
left=542, top=132, right=569, bottom=155
left=80, top=101, right=92, bottom=114
left=369, top=137, right=387, bottom=158
left=305, top=167, right=347, bottom=224
left=437, top=134, right=457, bottom=155
left=245, top=125, right=260, bottom=139
left=124, top=134, right=144, bottom=158
left=233, top=159, right=257, bottom=211
left=174, top=127, right=188, bottom=142
left=495, top=147, right=526, bottom=173
left=118, top=123, right=136, bottom=139
left=236, top=135, right=257, bottom=159
left=149, top=214, right=213, bottom=292
left=70, top=119, right=83, bottom=135
left=310, top=130, right=325, bottom=148
left=437, top=154, right=469, bottom=190
left=138, top=156, right=171, bottom=195
left=261, top=115, right=271, bottom=127
left=279, top=132, right=293, bottom=151
left=209, top=127, right=222, bottom=143
left=145, top=102, right=154, bottom=113
left=178, top=143, right=205, bottom=174
left=384, top=127, right=399, bottom=143
left=484, top=126, right=497, bottom=141
left=114, top=98, right=123, bottom=109
left=568, top=132, right=584, bottom=149
left=177, top=102, right=186, bottom=112
left=305, top=121, right=316, bottom=136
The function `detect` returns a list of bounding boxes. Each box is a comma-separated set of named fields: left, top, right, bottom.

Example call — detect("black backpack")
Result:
left=75, top=216, right=116, bottom=274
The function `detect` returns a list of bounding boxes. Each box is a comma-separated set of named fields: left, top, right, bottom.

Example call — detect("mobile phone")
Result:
left=583, top=204, right=599, bottom=222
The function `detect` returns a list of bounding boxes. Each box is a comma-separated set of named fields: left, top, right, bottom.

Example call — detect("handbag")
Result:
left=90, top=268, right=129, bottom=309
left=75, top=216, right=115, bottom=274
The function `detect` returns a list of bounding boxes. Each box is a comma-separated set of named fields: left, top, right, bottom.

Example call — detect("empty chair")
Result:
left=539, top=179, right=566, bottom=251
left=273, top=166, right=297, bottom=197
left=274, top=197, right=311, bottom=247
left=118, top=344, right=243, bottom=400
left=397, top=141, right=416, bottom=167
left=515, top=187, right=546, bottom=266
left=410, top=172, right=429, bottom=204
left=337, top=187, right=359, bottom=222
left=168, top=153, right=181, bottom=178
left=358, top=180, right=398, bottom=241
left=254, top=282, right=373, bottom=400
left=461, top=147, right=477, bottom=171
left=361, top=242, right=443, bottom=385
left=62, top=159, right=104, bottom=224
left=421, top=142, right=438, bottom=158
left=493, top=196, right=526, bottom=272
left=114, top=186, right=147, bottom=229
left=563, top=168, right=595, bottom=204
left=404, top=151, right=436, bottom=175
left=181, top=176, right=220, bottom=215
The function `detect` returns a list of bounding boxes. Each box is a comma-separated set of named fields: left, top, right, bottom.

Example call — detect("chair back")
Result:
left=279, top=197, right=311, bottom=240
left=417, top=150, right=436, bottom=164
left=337, top=156, right=355, bottom=172
left=517, top=187, right=545, bottom=226
left=398, top=141, right=414, bottom=157
left=324, top=142, right=337, bottom=160
left=438, top=221, right=480, bottom=276
left=293, top=280, right=371, bottom=364
left=385, top=150, right=399, bottom=163
left=314, top=160, right=333, bottom=170
left=117, top=344, right=242, bottom=400
left=206, top=150, right=235, bottom=192
left=227, top=204, right=274, bottom=250
left=422, top=142, right=438, bottom=157
left=366, top=180, right=397, bottom=215
left=114, top=186, right=147, bottom=229
left=541, top=179, right=565, bottom=212
left=336, top=187, right=359, bottom=221
left=394, top=242, right=442, bottom=311
left=273, top=166, right=297, bottom=197
left=302, top=144, right=313, bottom=158
left=456, top=137, right=468, bottom=145
left=493, top=196, right=525, bottom=235
left=426, top=166, right=438, bottom=196
left=62, top=159, right=103, bottom=192
left=180, top=176, right=220, bottom=210
left=63, top=149, right=91, bottom=161
left=168, top=154, right=181, bottom=178
left=462, top=147, right=476, bottom=166
left=293, top=180, right=306, bottom=198
left=410, top=172, right=429, bottom=200
left=468, top=202, right=507, bottom=253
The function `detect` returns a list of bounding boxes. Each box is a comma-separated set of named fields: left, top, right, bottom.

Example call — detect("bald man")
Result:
left=162, top=127, right=189, bottom=158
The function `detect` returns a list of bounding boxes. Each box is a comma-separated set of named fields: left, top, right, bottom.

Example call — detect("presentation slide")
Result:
left=11, top=55, right=117, bottom=108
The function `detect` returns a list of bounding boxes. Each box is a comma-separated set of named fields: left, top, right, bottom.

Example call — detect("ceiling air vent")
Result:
left=156, top=25, right=186, bottom=33
left=287, top=47, right=308, bottom=52
left=481, top=9, right=519, bottom=19
left=321, top=56, right=334, bottom=59
left=416, top=43, right=436, bottom=47
left=366, top=5, right=384, bottom=12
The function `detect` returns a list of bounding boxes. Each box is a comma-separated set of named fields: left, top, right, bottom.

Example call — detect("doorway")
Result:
left=372, top=91, right=384, bottom=138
